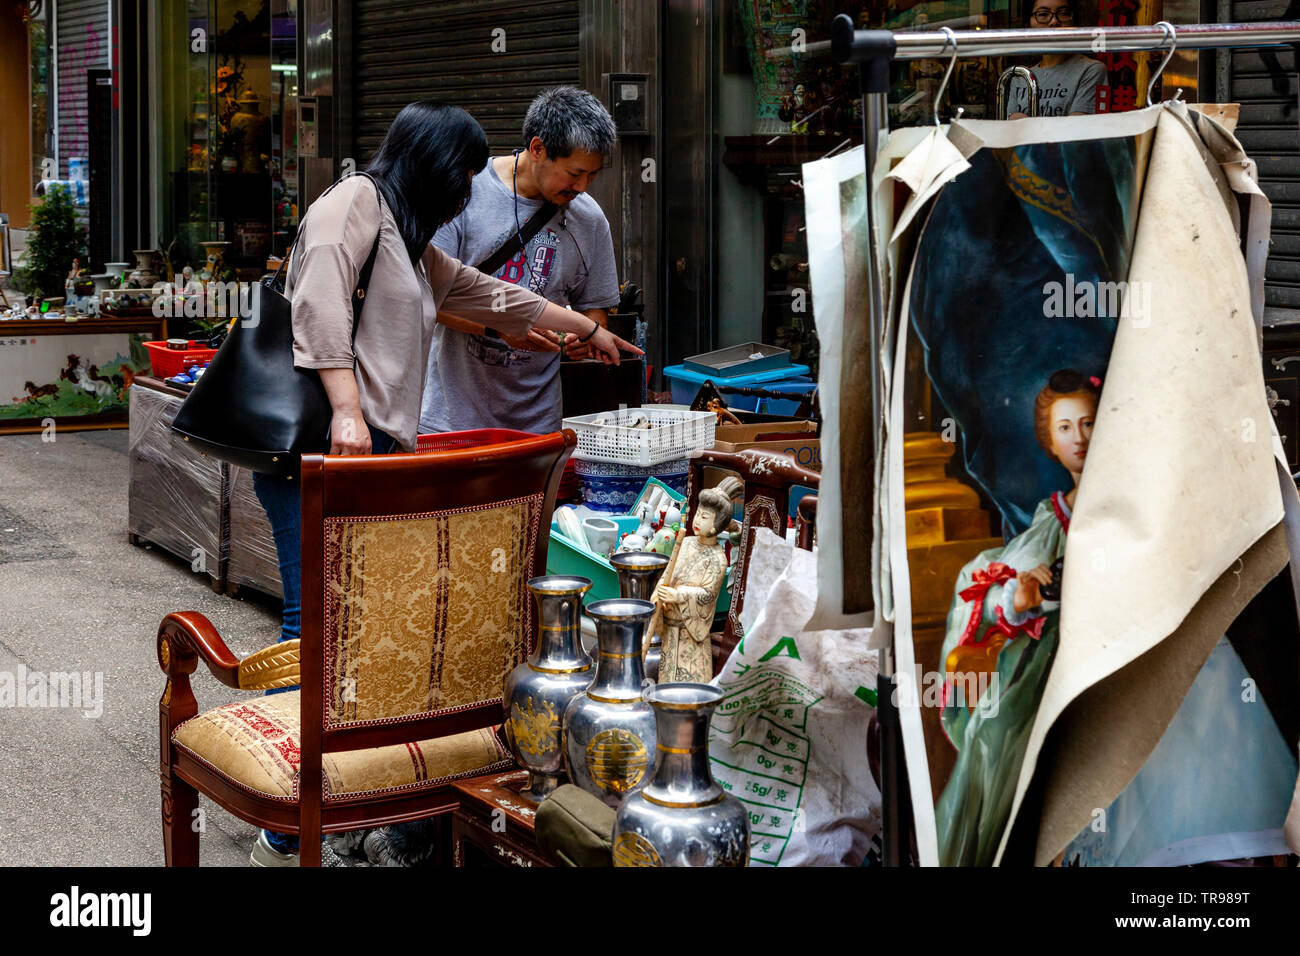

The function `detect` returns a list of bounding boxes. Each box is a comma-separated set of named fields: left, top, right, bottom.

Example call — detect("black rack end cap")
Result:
left=832, top=14, right=897, bottom=66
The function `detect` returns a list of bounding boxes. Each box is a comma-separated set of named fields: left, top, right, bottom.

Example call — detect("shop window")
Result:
left=154, top=0, right=298, bottom=279
left=28, top=1, right=50, bottom=191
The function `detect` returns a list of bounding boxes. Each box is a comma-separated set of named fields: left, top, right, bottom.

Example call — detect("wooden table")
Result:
left=450, top=770, right=554, bottom=868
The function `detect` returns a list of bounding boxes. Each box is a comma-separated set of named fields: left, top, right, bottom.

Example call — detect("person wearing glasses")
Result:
left=1006, top=0, right=1107, bottom=118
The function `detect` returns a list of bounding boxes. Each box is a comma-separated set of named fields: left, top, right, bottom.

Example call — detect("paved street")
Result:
left=0, top=428, right=280, bottom=866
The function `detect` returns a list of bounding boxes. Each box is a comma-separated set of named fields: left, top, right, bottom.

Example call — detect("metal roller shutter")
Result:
left=1227, top=0, right=1300, bottom=323
left=352, top=0, right=581, bottom=162
left=55, top=0, right=109, bottom=179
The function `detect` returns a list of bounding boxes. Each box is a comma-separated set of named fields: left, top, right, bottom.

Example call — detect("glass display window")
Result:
left=153, top=0, right=297, bottom=280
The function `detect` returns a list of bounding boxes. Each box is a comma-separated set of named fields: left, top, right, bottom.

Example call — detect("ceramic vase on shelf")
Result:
left=610, top=551, right=670, bottom=681
left=612, top=683, right=750, bottom=867
left=504, top=576, right=595, bottom=802
left=562, top=598, right=656, bottom=807
left=127, top=249, right=160, bottom=290
left=199, top=241, right=232, bottom=282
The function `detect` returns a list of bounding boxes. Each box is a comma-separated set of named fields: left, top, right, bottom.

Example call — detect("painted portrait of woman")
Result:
left=935, top=368, right=1099, bottom=867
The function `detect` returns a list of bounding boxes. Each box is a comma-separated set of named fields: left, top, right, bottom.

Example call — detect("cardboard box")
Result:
left=704, top=420, right=820, bottom=491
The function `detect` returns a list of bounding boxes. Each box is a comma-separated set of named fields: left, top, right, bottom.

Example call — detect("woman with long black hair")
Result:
left=250, top=101, right=637, bottom=866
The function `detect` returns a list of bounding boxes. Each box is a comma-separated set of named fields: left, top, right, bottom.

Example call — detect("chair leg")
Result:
left=161, top=769, right=200, bottom=866
left=300, top=819, right=322, bottom=867
left=431, top=812, right=454, bottom=867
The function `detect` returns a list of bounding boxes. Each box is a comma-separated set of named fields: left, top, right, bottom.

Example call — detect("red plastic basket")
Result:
left=415, top=429, right=580, bottom=501
left=415, top=428, right=537, bottom=451
left=144, top=340, right=218, bottom=379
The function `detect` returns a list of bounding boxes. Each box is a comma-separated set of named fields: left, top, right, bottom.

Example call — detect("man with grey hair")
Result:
left=420, top=86, right=622, bottom=435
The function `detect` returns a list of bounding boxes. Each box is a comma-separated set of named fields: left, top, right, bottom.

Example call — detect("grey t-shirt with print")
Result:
left=1007, top=54, right=1107, bottom=116
left=419, top=158, right=620, bottom=435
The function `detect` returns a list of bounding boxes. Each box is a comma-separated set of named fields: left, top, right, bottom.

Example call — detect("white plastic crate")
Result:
left=563, top=407, right=717, bottom=467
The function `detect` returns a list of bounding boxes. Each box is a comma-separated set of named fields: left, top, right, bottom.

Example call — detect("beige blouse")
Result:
left=286, top=174, right=546, bottom=451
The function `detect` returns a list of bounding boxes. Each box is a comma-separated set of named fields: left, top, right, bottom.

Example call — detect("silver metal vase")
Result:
left=504, top=575, right=595, bottom=802
left=610, top=550, right=670, bottom=682
left=562, top=598, right=657, bottom=807
left=612, top=683, right=750, bottom=867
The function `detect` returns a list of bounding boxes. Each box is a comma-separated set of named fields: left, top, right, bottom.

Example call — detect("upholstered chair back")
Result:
left=299, top=432, right=575, bottom=754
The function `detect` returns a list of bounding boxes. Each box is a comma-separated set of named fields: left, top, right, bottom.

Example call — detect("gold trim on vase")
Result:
left=656, top=743, right=706, bottom=754
left=641, top=791, right=725, bottom=809
left=586, top=692, right=640, bottom=705
left=530, top=663, right=594, bottom=675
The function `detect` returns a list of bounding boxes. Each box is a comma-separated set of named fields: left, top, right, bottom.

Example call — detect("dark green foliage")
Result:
left=12, top=184, right=87, bottom=301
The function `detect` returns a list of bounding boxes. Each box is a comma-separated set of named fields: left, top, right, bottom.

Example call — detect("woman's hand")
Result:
left=318, top=369, right=370, bottom=455
left=1012, top=564, right=1052, bottom=614
left=533, top=305, right=641, bottom=365
left=329, top=406, right=371, bottom=456
left=587, top=325, right=642, bottom=366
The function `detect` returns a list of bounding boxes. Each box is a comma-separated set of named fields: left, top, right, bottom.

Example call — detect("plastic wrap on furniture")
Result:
left=127, top=384, right=225, bottom=587
left=227, top=464, right=283, bottom=598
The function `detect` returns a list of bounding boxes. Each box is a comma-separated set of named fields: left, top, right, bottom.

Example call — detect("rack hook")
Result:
left=933, top=28, right=959, bottom=127
left=1146, top=21, right=1178, bottom=107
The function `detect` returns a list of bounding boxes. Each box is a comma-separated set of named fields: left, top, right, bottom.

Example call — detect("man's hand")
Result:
left=564, top=333, right=595, bottom=360
left=500, top=328, right=563, bottom=353
left=561, top=310, right=608, bottom=360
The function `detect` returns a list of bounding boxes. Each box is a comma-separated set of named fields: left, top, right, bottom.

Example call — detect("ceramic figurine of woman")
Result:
left=653, top=476, right=742, bottom=684
left=936, top=368, right=1099, bottom=867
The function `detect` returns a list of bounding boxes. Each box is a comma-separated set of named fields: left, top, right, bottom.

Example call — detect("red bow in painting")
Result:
left=957, top=563, right=1017, bottom=646
left=993, top=605, right=1046, bottom=641
left=957, top=562, right=1047, bottom=646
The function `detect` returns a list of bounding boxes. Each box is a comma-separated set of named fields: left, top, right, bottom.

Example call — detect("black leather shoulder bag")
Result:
left=171, top=172, right=384, bottom=476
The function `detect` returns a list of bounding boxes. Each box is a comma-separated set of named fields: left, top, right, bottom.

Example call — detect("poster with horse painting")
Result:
left=0, top=332, right=150, bottom=429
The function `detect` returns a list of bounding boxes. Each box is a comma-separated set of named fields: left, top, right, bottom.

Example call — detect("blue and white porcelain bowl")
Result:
left=580, top=471, right=688, bottom=513
left=572, top=457, right=690, bottom=478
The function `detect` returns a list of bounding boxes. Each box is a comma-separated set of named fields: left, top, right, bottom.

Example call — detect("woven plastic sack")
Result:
left=708, top=528, right=880, bottom=866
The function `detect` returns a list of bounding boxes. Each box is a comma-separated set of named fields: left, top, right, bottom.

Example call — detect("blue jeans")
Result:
left=253, top=424, right=398, bottom=854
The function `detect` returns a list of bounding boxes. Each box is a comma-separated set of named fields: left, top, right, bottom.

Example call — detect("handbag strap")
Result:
left=475, top=199, right=558, bottom=276
left=350, top=190, right=383, bottom=341
left=268, top=171, right=384, bottom=306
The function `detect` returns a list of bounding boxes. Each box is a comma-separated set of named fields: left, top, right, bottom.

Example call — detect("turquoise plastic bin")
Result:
left=663, top=362, right=813, bottom=412
left=545, top=518, right=733, bottom=610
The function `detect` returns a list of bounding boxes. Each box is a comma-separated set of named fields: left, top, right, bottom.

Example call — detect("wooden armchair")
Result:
left=157, top=431, right=575, bottom=866
left=683, top=449, right=820, bottom=672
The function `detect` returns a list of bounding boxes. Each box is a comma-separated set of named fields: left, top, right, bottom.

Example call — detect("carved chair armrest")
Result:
left=157, top=612, right=303, bottom=742
left=158, top=612, right=302, bottom=691
left=796, top=494, right=818, bottom=551
left=157, top=611, right=241, bottom=689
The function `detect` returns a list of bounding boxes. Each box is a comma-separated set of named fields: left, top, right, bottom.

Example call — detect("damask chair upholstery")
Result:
left=157, top=431, right=576, bottom=866
left=683, top=449, right=821, bottom=673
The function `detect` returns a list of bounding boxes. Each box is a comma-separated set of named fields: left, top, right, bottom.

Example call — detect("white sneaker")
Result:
left=249, top=831, right=299, bottom=867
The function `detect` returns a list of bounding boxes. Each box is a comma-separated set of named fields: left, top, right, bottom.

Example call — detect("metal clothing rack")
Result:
left=828, top=18, right=1300, bottom=867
